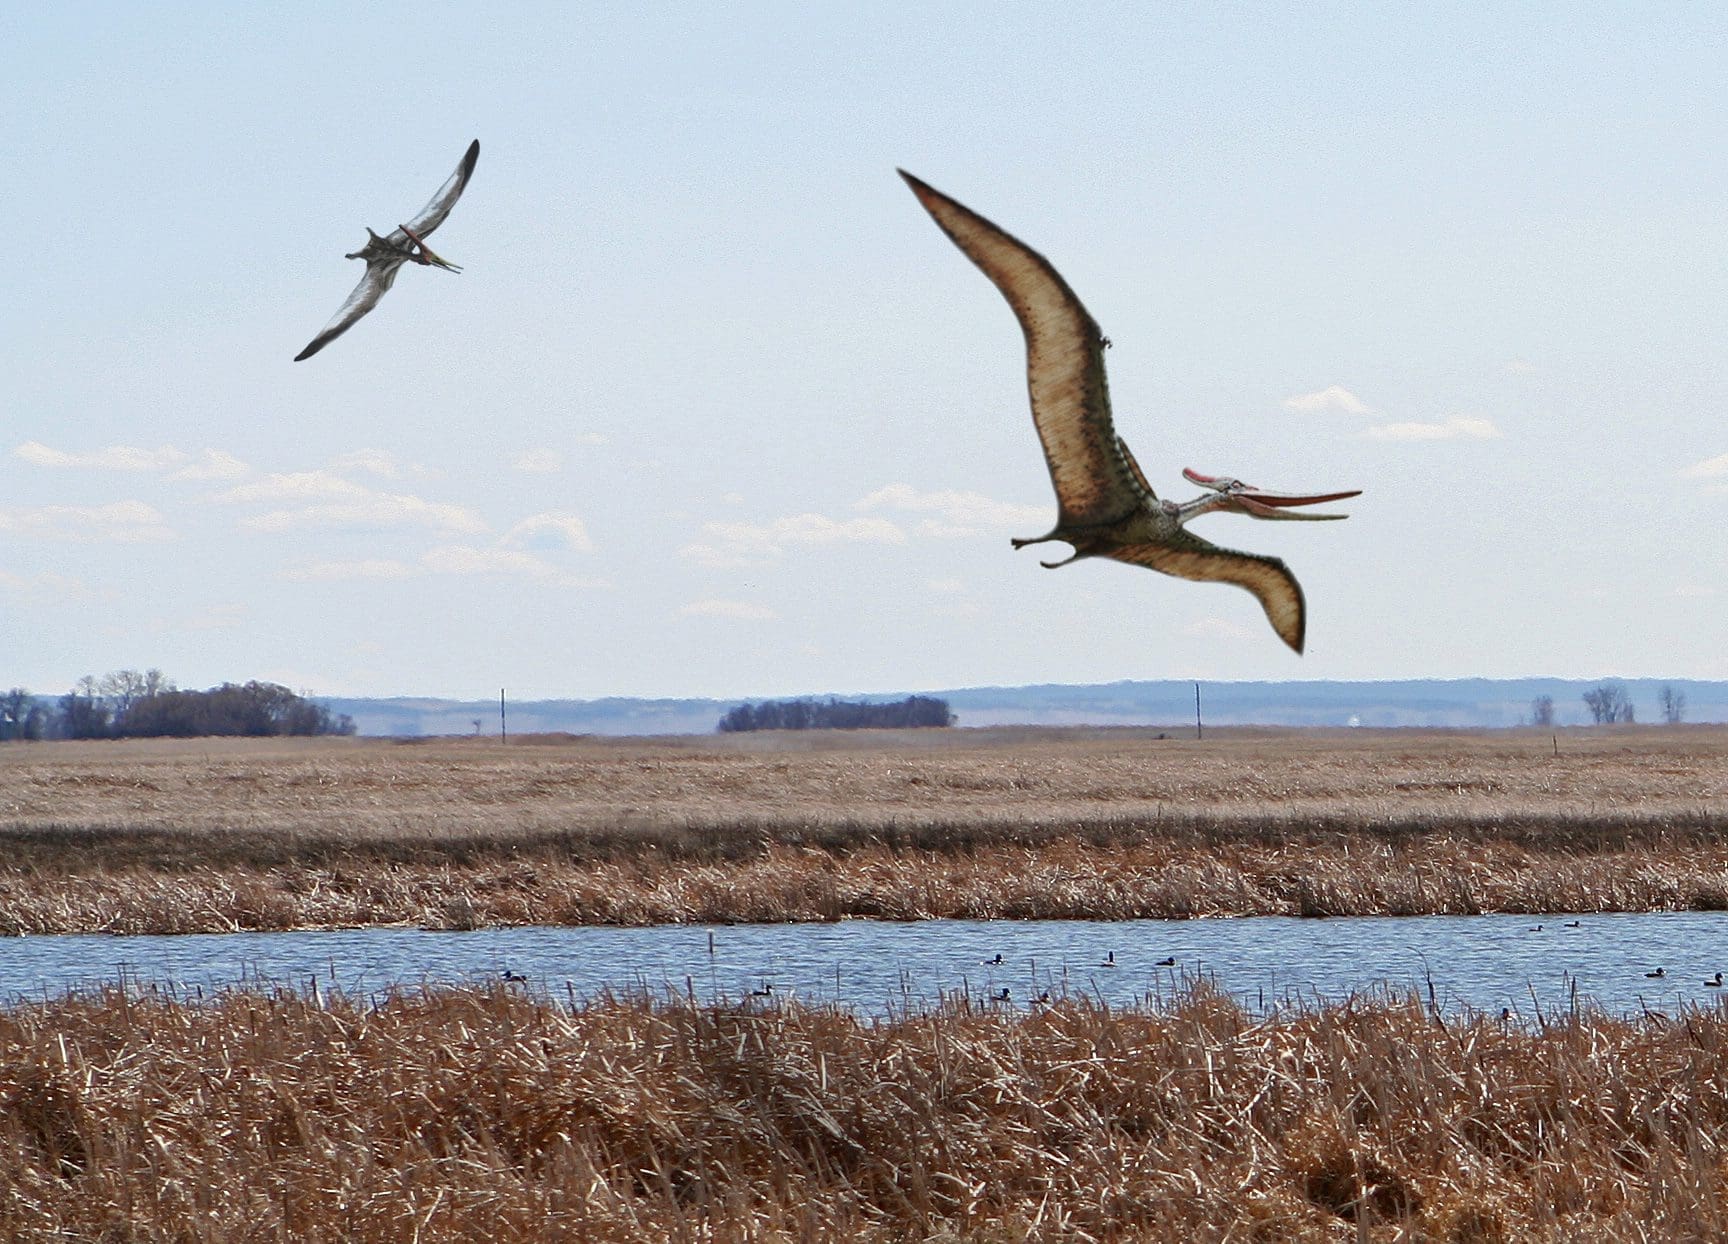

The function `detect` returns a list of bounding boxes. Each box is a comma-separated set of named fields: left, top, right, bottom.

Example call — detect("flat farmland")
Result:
left=0, top=726, right=1724, bottom=933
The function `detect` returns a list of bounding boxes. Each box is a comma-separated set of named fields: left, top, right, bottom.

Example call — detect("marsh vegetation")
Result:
left=7, top=981, right=1728, bottom=1239
left=0, top=726, right=1723, bottom=935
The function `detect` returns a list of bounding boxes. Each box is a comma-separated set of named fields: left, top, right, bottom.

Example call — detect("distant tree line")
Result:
left=0, top=670, right=355, bottom=741
left=1532, top=682, right=1687, bottom=727
left=717, top=695, right=955, bottom=733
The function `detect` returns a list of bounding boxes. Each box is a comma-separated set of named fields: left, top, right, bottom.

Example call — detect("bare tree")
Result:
left=1, top=688, right=32, bottom=741
left=1582, top=682, right=1635, bottom=725
left=1530, top=694, right=1555, bottom=727
left=1659, top=684, right=1687, bottom=725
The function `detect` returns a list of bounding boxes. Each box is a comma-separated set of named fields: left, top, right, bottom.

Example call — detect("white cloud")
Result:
left=13, top=441, right=190, bottom=471
left=679, top=598, right=779, bottom=621
left=500, top=511, right=593, bottom=552
left=680, top=512, right=905, bottom=567
left=280, top=559, right=417, bottom=582
left=1679, top=452, right=1728, bottom=480
left=239, top=492, right=487, bottom=535
left=0, top=569, right=109, bottom=605
left=1364, top=416, right=1502, bottom=442
left=326, top=449, right=436, bottom=480
left=0, top=500, right=173, bottom=542
left=511, top=448, right=563, bottom=474
left=1282, top=385, right=1371, bottom=416
left=216, top=471, right=370, bottom=503
left=170, top=449, right=250, bottom=481
left=17, top=442, right=249, bottom=481
left=420, top=545, right=602, bottom=586
left=855, top=483, right=1048, bottom=536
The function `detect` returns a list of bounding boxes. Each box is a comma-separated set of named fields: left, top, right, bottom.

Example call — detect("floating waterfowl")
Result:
left=1646, top=968, right=1666, bottom=979
left=994, top=987, right=1012, bottom=1001
left=296, top=139, right=480, bottom=361
left=1100, top=951, right=1117, bottom=968
left=900, top=170, right=1360, bottom=652
left=1156, top=956, right=1177, bottom=967
left=1708, top=973, right=1723, bottom=987
left=1564, top=920, right=1581, bottom=929
left=983, top=953, right=1004, bottom=965
left=751, top=982, right=774, bottom=997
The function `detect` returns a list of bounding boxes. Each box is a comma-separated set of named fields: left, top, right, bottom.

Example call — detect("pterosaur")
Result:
left=900, top=170, right=1359, bottom=653
left=295, top=139, right=480, bottom=361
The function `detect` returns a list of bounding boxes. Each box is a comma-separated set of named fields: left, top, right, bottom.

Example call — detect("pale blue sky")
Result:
left=3, top=4, right=1725, bottom=700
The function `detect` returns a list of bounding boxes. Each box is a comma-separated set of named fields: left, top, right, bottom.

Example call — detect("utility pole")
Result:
left=500, top=688, right=507, bottom=744
left=1195, top=682, right=1203, bottom=741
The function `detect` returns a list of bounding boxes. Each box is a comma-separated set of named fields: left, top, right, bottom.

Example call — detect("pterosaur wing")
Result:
left=293, top=259, right=405, bottom=362
left=901, top=170, right=1147, bottom=528
left=386, top=139, right=480, bottom=247
left=1105, top=530, right=1308, bottom=654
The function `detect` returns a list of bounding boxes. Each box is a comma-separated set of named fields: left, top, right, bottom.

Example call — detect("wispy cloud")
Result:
left=0, top=569, right=110, bottom=605
left=215, top=471, right=370, bottom=504
left=511, top=448, right=563, bottom=474
left=679, top=598, right=779, bottom=621
left=855, top=484, right=1047, bottom=537
left=280, top=546, right=603, bottom=587
left=238, top=492, right=487, bottom=535
left=280, top=559, right=417, bottom=582
left=420, top=545, right=602, bottom=586
left=0, top=501, right=173, bottom=542
left=13, top=441, right=189, bottom=472
left=680, top=512, right=905, bottom=568
left=500, top=511, right=593, bottom=553
left=170, top=449, right=250, bottom=481
left=326, top=449, right=437, bottom=480
left=1282, top=385, right=1370, bottom=416
left=1364, top=416, right=1501, bottom=442
left=1679, top=452, right=1728, bottom=480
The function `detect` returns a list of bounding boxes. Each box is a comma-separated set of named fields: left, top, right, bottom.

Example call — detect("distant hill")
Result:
left=318, top=678, right=1728, bottom=738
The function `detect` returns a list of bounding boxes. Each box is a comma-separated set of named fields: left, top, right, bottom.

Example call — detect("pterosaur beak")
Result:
left=1233, top=493, right=1359, bottom=520
left=399, top=224, right=462, bottom=272
left=1183, top=468, right=1362, bottom=520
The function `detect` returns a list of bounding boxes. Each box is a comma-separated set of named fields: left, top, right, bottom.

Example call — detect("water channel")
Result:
left=5, top=910, right=1728, bottom=1020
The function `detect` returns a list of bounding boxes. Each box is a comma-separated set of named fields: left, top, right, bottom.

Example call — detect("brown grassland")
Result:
left=0, top=725, right=1725, bottom=933
left=3, top=726, right=1728, bottom=1238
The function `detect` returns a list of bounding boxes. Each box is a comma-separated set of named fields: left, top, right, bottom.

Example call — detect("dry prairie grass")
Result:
left=0, top=726, right=1724, bottom=933
left=5, top=981, right=1728, bottom=1240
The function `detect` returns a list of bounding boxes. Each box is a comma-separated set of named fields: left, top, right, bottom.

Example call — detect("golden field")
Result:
left=0, top=725, right=1723, bottom=933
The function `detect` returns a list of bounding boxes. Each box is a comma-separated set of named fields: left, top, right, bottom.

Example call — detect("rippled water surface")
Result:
left=4, top=912, right=1727, bottom=1018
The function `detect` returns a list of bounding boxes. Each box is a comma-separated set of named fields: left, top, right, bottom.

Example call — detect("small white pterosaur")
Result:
left=295, top=139, right=480, bottom=361
left=900, top=170, right=1359, bottom=653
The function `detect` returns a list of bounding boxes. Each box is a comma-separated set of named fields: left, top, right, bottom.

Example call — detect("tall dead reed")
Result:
left=5, top=982, right=1728, bottom=1239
